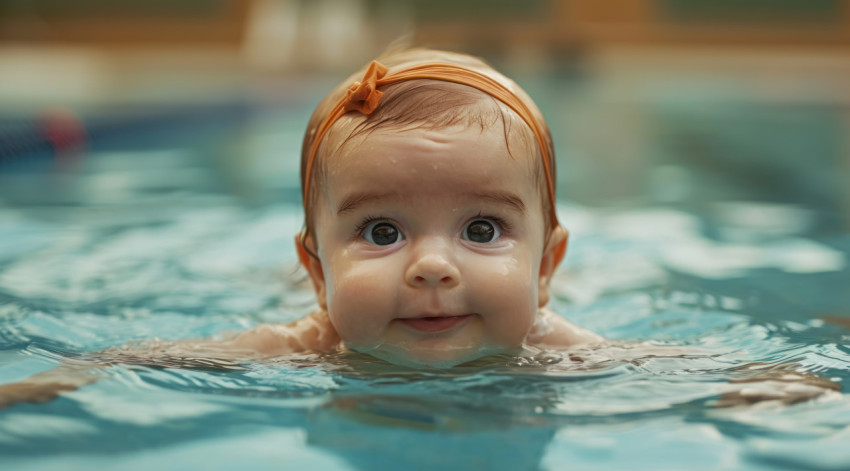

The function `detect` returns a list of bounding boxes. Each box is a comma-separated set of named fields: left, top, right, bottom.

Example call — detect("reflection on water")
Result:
left=0, top=167, right=849, bottom=470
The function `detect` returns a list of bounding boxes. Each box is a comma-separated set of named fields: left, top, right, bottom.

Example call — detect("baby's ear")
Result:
left=537, top=225, right=568, bottom=308
left=295, top=234, right=328, bottom=310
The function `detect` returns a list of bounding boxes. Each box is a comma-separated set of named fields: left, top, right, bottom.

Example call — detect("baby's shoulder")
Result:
left=526, top=308, right=604, bottom=348
left=230, top=311, right=341, bottom=355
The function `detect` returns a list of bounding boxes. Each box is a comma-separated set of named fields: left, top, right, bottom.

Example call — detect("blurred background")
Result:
left=1, top=0, right=849, bottom=232
left=3, top=5, right=850, bottom=469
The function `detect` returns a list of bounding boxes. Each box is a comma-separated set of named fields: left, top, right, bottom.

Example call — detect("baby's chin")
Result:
left=350, top=342, right=507, bottom=369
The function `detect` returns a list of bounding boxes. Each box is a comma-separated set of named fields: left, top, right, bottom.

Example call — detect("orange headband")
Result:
left=303, top=60, right=558, bottom=225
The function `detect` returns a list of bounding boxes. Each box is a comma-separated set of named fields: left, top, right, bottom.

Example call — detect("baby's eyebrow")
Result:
left=471, top=191, right=527, bottom=213
left=337, top=192, right=397, bottom=215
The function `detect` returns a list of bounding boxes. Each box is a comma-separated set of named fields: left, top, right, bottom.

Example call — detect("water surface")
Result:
left=1, top=146, right=849, bottom=471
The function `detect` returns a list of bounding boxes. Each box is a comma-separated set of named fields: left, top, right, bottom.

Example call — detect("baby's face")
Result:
left=305, top=124, right=559, bottom=367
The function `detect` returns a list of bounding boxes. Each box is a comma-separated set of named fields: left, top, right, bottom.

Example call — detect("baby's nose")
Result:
left=405, top=242, right=460, bottom=288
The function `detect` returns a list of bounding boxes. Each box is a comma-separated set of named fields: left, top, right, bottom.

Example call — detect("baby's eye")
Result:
left=463, top=219, right=501, bottom=243
left=363, top=221, right=402, bottom=246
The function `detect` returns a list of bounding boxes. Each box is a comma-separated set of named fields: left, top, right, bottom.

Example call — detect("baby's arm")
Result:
left=526, top=307, right=604, bottom=348
left=0, top=311, right=340, bottom=409
left=716, top=362, right=841, bottom=407
left=0, top=362, right=100, bottom=409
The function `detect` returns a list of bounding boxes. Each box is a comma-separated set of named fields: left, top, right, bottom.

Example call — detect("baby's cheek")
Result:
left=326, top=261, right=396, bottom=339
left=471, top=256, right=538, bottom=343
left=476, top=255, right=536, bottom=300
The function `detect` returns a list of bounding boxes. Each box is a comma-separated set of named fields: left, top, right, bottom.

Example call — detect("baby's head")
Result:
left=297, top=48, right=568, bottom=368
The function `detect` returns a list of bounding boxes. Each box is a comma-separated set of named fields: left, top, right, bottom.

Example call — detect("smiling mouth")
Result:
left=396, top=314, right=474, bottom=333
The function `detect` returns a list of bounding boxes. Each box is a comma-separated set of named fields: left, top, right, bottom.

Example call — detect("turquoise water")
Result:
left=1, top=140, right=850, bottom=470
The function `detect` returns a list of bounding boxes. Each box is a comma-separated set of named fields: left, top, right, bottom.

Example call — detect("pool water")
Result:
left=1, top=145, right=850, bottom=471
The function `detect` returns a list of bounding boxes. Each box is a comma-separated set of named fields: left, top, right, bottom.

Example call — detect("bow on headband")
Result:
left=303, top=60, right=558, bottom=226
left=343, top=61, right=388, bottom=114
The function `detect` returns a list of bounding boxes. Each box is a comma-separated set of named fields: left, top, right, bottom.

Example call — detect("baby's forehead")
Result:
left=323, top=132, right=537, bottom=214
left=318, top=124, right=545, bottom=214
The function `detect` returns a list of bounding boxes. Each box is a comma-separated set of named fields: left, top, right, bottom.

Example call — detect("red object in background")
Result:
left=40, top=108, right=87, bottom=172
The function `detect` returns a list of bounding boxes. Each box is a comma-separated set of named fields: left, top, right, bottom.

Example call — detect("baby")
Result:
left=0, top=48, right=604, bottom=407
left=228, top=48, right=602, bottom=368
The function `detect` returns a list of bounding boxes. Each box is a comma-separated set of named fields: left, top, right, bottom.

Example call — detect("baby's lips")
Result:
left=396, top=314, right=474, bottom=333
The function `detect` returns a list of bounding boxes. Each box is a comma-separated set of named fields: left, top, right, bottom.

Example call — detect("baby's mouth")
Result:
left=396, top=314, right=474, bottom=333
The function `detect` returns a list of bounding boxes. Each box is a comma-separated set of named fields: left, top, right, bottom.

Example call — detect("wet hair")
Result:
left=299, top=48, right=556, bottom=251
